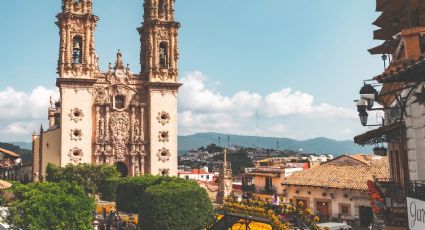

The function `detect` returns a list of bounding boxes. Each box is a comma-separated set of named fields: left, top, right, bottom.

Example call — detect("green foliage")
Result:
left=140, top=179, right=215, bottom=230
left=45, top=163, right=120, bottom=195
left=115, top=175, right=181, bottom=213
left=99, top=177, right=120, bottom=201
left=213, top=149, right=254, bottom=175
left=205, top=143, right=223, bottom=153
left=7, top=182, right=95, bottom=230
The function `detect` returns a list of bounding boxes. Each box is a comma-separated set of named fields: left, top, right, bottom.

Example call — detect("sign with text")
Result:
left=407, top=197, right=425, bottom=230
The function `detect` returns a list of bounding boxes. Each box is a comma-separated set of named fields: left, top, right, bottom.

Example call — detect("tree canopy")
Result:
left=45, top=163, right=120, bottom=194
left=7, top=182, right=95, bottom=230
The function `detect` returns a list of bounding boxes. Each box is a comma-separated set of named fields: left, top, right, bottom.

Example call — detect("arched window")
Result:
left=72, top=36, right=83, bottom=64
left=114, top=95, right=125, bottom=110
left=158, top=0, right=167, bottom=18
left=159, top=42, right=168, bottom=68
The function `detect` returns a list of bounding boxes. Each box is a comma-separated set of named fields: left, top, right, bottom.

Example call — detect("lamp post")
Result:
left=359, top=84, right=378, bottom=110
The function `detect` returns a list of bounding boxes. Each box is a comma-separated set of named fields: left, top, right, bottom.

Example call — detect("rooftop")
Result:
left=282, top=154, right=389, bottom=190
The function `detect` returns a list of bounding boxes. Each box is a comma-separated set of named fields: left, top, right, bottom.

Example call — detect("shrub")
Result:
left=7, top=182, right=95, bottom=230
left=115, top=175, right=183, bottom=213
left=140, top=180, right=214, bottom=230
left=46, top=163, right=120, bottom=195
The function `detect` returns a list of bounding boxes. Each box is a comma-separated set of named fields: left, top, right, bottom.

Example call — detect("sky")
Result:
left=0, top=1, right=384, bottom=142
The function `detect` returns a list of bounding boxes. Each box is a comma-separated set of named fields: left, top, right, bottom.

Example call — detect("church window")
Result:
left=158, top=0, right=167, bottom=18
left=72, top=36, right=83, bottom=64
left=114, top=95, right=125, bottom=110
left=159, top=42, right=168, bottom=68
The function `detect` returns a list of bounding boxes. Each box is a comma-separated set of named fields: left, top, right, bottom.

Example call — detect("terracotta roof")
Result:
left=282, top=155, right=389, bottom=191
left=0, top=148, right=20, bottom=157
left=244, top=172, right=280, bottom=178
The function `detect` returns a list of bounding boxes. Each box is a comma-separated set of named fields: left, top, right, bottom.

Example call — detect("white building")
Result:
left=178, top=167, right=218, bottom=183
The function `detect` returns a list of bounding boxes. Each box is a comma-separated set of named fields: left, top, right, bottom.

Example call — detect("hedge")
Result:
left=115, top=175, right=185, bottom=213
left=139, top=180, right=215, bottom=230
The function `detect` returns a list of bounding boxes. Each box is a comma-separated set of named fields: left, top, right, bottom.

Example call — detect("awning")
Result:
left=354, top=122, right=404, bottom=145
left=243, top=172, right=280, bottom=178
left=368, top=41, right=397, bottom=55
left=379, top=58, right=425, bottom=83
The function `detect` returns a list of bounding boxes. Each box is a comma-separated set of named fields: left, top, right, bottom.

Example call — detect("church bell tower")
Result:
left=56, top=0, right=99, bottom=166
left=139, top=0, right=181, bottom=176
left=56, top=0, right=98, bottom=78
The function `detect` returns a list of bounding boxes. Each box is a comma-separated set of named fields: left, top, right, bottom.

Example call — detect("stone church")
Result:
left=32, top=0, right=181, bottom=180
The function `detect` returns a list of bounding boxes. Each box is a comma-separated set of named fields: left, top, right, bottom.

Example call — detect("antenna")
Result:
left=227, top=136, right=230, bottom=148
left=218, top=137, right=221, bottom=147
left=256, top=110, right=259, bottom=147
left=276, top=139, right=279, bottom=150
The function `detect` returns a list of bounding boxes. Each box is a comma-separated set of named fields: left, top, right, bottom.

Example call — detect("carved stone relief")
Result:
left=159, top=168, right=170, bottom=176
left=69, top=108, right=84, bottom=123
left=157, top=111, right=170, bottom=125
left=110, top=112, right=130, bottom=160
left=70, top=129, right=83, bottom=141
left=94, top=86, right=109, bottom=104
left=158, top=131, right=169, bottom=142
left=157, top=147, right=170, bottom=162
left=68, top=147, right=83, bottom=163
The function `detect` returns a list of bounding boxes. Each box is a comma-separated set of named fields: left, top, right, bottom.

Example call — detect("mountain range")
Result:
left=7, top=132, right=372, bottom=157
left=178, top=132, right=372, bottom=156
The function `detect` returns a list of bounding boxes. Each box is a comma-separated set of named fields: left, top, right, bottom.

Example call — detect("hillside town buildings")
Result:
left=32, top=0, right=181, bottom=180
left=353, top=0, right=425, bottom=229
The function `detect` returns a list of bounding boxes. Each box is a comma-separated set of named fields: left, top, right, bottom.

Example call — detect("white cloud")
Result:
left=0, top=86, right=58, bottom=141
left=178, top=71, right=357, bottom=137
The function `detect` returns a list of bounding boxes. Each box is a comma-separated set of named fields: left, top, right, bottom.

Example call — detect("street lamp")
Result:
left=359, top=111, right=369, bottom=126
left=359, top=84, right=378, bottom=110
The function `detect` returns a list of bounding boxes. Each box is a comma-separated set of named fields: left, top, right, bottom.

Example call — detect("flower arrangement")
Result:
left=219, top=196, right=321, bottom=230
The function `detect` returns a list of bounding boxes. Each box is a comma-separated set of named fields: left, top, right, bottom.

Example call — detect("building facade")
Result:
left=353, top=1, right=425, bottom=229
left=32, top=0, right=181, bottom=180
left=282, top=155, right=389, bottom=226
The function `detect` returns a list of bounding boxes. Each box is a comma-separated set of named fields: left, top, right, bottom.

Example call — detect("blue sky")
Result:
left=0, top=1, right=383, bottom=142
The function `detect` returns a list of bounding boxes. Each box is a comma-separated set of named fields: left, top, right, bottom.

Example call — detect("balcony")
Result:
left=408, top=180, right=425, bottom=201
left=374, top=178, right=407, bottom=227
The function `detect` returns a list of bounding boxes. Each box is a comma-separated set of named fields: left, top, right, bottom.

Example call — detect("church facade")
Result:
left=32, top=0, right=181, bottom=180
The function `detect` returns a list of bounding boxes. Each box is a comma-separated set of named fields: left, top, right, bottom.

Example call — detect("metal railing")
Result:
left=408, top=180, right=425, bottom=201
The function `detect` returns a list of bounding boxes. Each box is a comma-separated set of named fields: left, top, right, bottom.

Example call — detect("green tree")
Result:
left=7, top=182, right=95, bottom=230
left=46, top=163, right=120, bottom=195
left=140, top=180, right=214, bottom=230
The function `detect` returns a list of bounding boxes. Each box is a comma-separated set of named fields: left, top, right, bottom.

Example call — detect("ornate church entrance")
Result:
left=115, top=162, right=128, bottom=177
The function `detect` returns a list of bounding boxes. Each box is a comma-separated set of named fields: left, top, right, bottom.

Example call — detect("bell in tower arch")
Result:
left=159, top=42, right=168, bottom=68
left=72, top=37, right=83, bottom=64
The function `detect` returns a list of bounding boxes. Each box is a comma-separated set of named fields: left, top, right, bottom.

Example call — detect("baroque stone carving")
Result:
left=110, top=112, right=130, bottom=160
left=94, top=86, right=108, bottom=104
left=130, top=94, right=143, bottom=107
left=69, top=108, right=84, bottom=123
left=157, top=147, right=171, bottom=162
left=158, top=131, right=169, bottom=142
left=157, top=111, right=170, bottom=125
left=68, top=147, right=83, bottom=163
left=70, top=129, right=83, bottom=141
left=159, top=168, right=170, bottom=176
